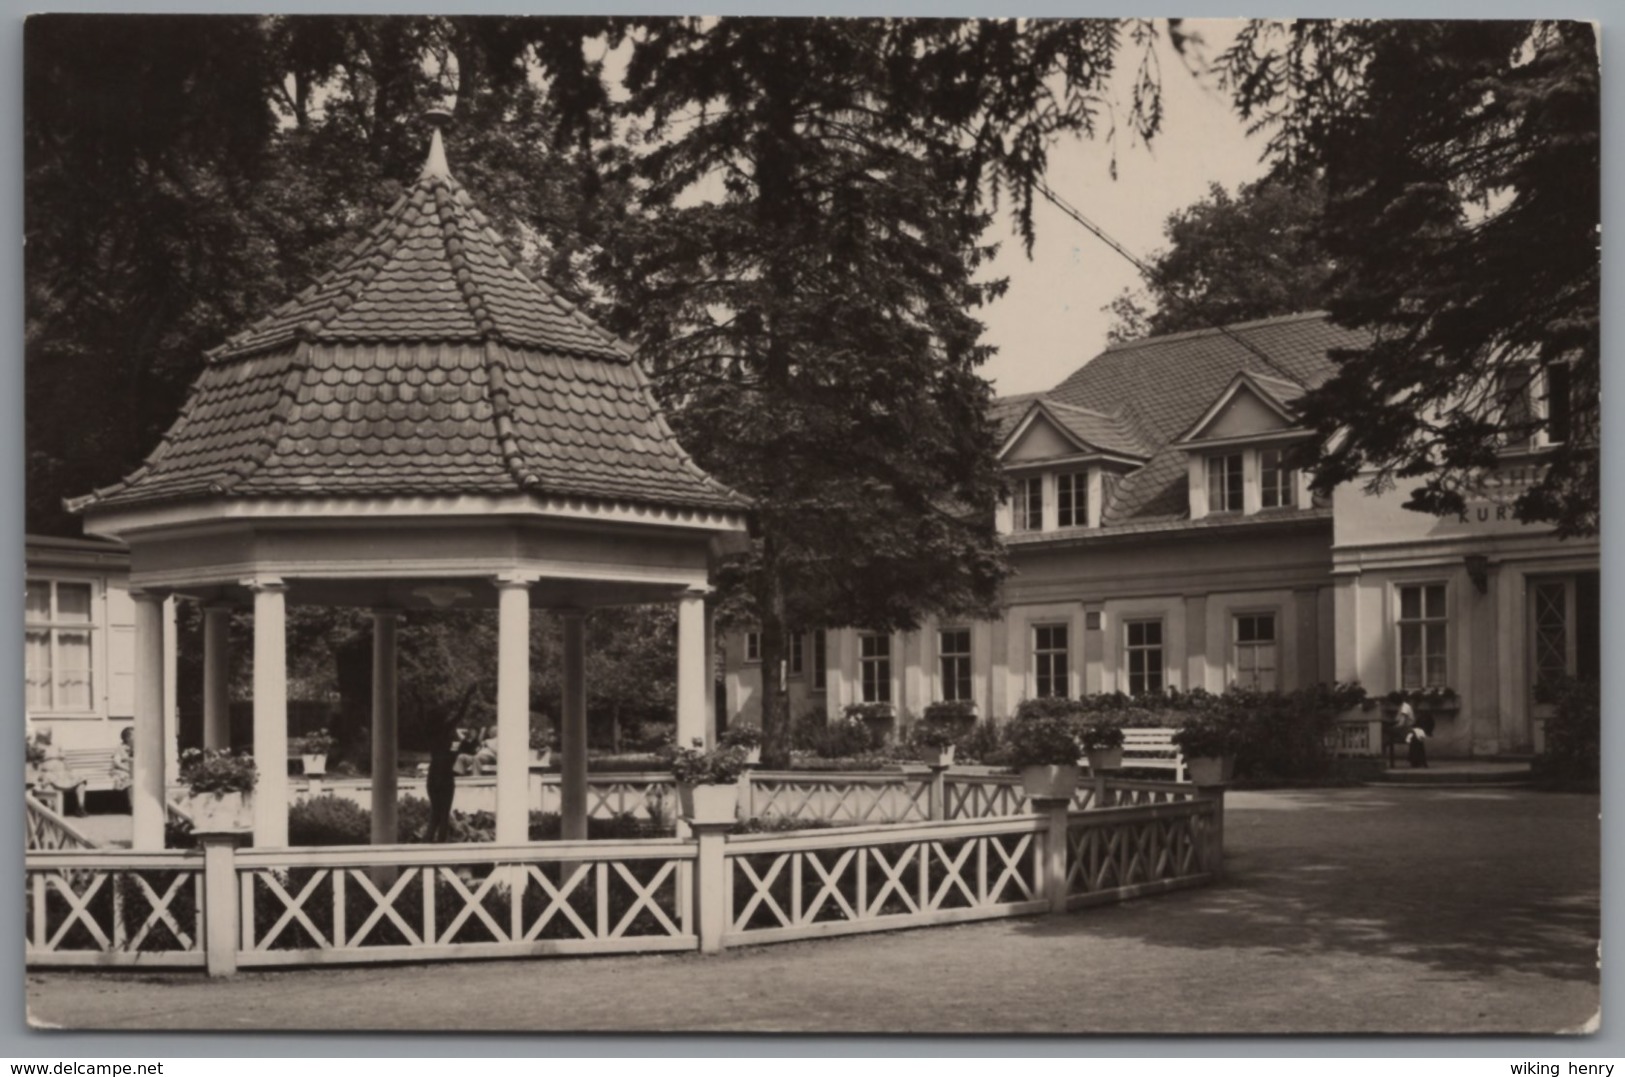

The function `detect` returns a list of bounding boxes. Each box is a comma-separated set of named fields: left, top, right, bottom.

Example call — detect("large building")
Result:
left=721, top=312, right=1599, bottom=757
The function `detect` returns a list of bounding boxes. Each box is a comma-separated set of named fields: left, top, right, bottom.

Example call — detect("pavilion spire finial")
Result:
left=420, top=108, right=453, bottom=180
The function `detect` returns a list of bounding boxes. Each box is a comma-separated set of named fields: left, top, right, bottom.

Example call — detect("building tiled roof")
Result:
left=999, top=312, right=1368, bottom=528
left=1040, top=400, right=1154, bottom=459
left=72, top=131, right=746, bottom=517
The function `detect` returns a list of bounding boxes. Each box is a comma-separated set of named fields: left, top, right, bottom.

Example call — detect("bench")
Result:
left=62, top=748, right=124, bottom=792
left=1119, top=727, right=1186, bottom=783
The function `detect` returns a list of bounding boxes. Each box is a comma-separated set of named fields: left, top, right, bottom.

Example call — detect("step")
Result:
left=1368, top=761, right=1532, bottom=786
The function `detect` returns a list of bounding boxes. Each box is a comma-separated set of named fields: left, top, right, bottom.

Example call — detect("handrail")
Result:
left=234, top=836, right=696, bottom=868
left=24, top=792, right=100, bottom=850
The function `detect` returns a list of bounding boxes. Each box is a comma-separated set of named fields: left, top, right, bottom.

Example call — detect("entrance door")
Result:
left=1528, top=572, right=1601, bottom=747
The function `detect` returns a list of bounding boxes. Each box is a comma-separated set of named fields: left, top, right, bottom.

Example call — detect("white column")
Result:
left=371, top=610, right=400, bottom=845
left=163, top=596, right=179, bottom=778
left=248, top=578, right=289, bottom=848
left=496, top=578, right=533, bottom=845
left=559, top=608, right=588, bottom=842
left=676, top=589, right=708, bottom=749
left=202, top=604, right=232, bottom=751
left=702, top=599, right=718, bottom=745
left=131, top=590, right=167, bottom=850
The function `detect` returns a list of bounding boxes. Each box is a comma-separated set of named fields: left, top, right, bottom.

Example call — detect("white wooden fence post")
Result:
left=199, top=831, right=247, bottom=977
left=739, top=764, right=756, bottom=820
left=1034, top=797, right=1071, bottom=915
left=691, top=821, right=731, bottom=954
left=928, top=764, right=949, bottom=821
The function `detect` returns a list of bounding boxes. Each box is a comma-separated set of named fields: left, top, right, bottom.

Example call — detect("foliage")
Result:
left=843, top=703, right=895, bottom=724
left=1106, top=173, right=1333, bottom=343
left=1535, top=675, right=1598, bottom=783
left=907, top=722, right=959, bottom=750
left=668, top=739, right=748, bottom=786
left=1004, top=716, right=1082, bottom=767
left=26, top=732, right=50, bottom=766
left=1012, top=697, right=1084, bottom=722
left=719, top=724, right=764, bottom=750
left=1218, top=20, right=1600, bottom=537
left=289, top=795, right=372, bottom=846
left=292, top=729, right=336, bottom=756
left=1078, top=719, right=1126, bottom=752
left=1170, top=714, right=1247, bottom=760
left=791, top=711, right=878, bottom=759
left=529, top=723, right=557, bottom=751
left=951, top=718, right=1010, bottom=766
left=178, top=748, right=258, bottom=795
left=921, top=700, right=978, bottom=727
left=1385, top=687, right=1458, bottom=708
left=625, top=721, right=675, bottom=754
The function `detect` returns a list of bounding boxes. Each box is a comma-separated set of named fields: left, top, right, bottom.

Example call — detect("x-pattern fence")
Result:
left=1065, top=801, right=1215, bottom=906
left=25, top=794, right=99, bottom=852
left=748, top=773, right=932, bottom=825
left=25, top=851, right=205, bottom=967
left=724, top=817, right=1048, bottom=945
left=234, top=841, right=695, bottom=966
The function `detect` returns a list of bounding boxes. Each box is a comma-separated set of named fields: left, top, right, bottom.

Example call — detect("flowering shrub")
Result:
left=1079, top=719, right=1125, bottom=752
left=842, top=702, right=895, bottom=723
left=179, top=748, right=258, bottom=795
left=293, top=729, right=335, bottom=755
left=719, top=724, right=764, bottom=750
left=1385, top=686, right=1458, bottom=708
left=1171, top=714, right=1249, bottom=759
left=1005, top=715, right=1082, bottom=766
left=668, top=739, right=748, bottom=785
left=922, top=700, right=977, bottom=727
left=25, top=732, right=49, bottom=766
left=907, top=722, right=959, bottom=750
left=529, top=724, right=557, bottom=751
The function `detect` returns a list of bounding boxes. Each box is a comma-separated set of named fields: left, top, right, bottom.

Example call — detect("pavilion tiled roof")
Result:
left=71, top=131, right=746, bottom=517
left=999, top=312, right=1369, bottom=529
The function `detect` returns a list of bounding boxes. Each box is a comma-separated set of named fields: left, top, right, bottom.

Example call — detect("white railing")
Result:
left=743, top=770, right=932, bottom=825
left=1326, top=713, right=1386, bottom=758
left=25, top=793, right=99, bottom=852
left=234, top=839, right=696, bottom=968
left=1065, top=800, right=1217, bottom=907
left=723, top=816, right=1049, bottom=946
left=25, top=850, right=206, bottom=968
left=290, top=772, right=679, bottom=824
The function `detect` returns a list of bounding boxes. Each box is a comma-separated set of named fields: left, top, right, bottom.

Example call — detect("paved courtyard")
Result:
left=27, top=786, right=1600, bottom=1034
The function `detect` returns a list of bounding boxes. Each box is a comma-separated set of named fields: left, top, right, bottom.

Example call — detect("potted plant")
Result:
left=179, top=747, right=258, bottom=831
left=908, top=721, right=958, bottom=767
left=1006, top=715, right=1082, bottom=799
left=528, top=723, right=556, bottom=765
left=1080, top=719, right=1126, bottom=772
left=293, top=729, right=335, bottom=776
left=922, top=700, right=978, bottom=735
left=843, top=702, right=895, bottom=746
left=1172, top=714, right=1246, bottom=786
left=719, top=724, right=764, bottom=765
left=669, top=739, right=748, bottom=824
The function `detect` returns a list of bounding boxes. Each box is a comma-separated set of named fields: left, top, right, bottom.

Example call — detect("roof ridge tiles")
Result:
left=1100, top=310, right=1332, bottom=354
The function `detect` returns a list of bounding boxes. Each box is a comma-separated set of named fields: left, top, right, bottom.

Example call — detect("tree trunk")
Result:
left=757, top=535, right=792, bottom=769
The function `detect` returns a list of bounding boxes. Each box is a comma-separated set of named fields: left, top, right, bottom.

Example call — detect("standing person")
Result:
left=37, top=745, right=88, bottom=817
left=110, top=726, right=135, bottom=812
left=425, top=684, right=482, bottom=843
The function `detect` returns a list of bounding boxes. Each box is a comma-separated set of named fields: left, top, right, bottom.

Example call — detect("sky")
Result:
left=976, top=19, right=1271, bottom=397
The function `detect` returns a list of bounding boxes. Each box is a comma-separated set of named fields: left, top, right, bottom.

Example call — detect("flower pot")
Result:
left=1021, top=764, right=1079, bottom=801
left=744, top=746, right=762, bottom=766
left=676, top=781, right=739, bottom=825
left=301, top=753, right=327, bottom=777
left=188, top=790, right=254, bottom=832
left=918, top=744, right=956, bottom=768
left=1085, top=746, right=1124, bottom=773
left=1186, top=755, right=1235, bottom=787
left=528, top=748, right=544, bottom=764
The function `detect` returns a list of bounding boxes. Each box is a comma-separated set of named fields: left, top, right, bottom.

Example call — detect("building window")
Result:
left=1260, top=449, right=1296, bottom=509
left=860, top=633, right=891, bottom=704
left=939, top=628, right=973, bottom=702
left=744, top=632, right=761, bottom=663
left=26, top=578, right=95, bottom=714
left=811, top=631, right=827, bottom=692
left=1398, top=584, right=1448, bottom=690
left=1033, top=624, right=1069, bottom=698
left=1232, top=613, right=1278, bottom=691
left=1207, top=454, right=1244, bottom=513
left=788, top=632, right=804, bottom=676
left=1013, top=476, right=1043, bottom=532
left=1498, top=366, right=1535, bottom=446
left=1056, top=472, right=1088, bottom=527
left=1545, top=362, right=1573, bottom=446
left=1124, top=619, right=1165, bottom=696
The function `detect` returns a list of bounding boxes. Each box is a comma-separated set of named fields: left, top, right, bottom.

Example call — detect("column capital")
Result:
left=556, top=606, right=587, bottom=622
left=240, top=576, right=287, bottom=594
left=682, top=585, right=712, bottom=600
left=493, top=572, right=538, bottom=590
left=128, top=587, right=167, bottom=604
left=371, top=607, right=403, bottom=622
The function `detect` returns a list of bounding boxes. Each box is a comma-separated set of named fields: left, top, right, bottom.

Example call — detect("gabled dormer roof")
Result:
left=997, top=398, right=1152, bottom=465
left=1175, top=370, right=1310, bottom=447
left=69, top=127, right=747, bottom=518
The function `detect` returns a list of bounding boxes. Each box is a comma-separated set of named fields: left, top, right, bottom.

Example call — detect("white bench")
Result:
left=1119, top=727, right=1187, bottom=783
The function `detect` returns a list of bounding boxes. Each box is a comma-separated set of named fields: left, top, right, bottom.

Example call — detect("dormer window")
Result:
left=1056, top=472, right=1088, bottom=528
left=1207, top=453, right=1244, bottom=513
left=1260, top=449, right=1296, bottom=509
left=1013, top=476, right=1043, bottom=532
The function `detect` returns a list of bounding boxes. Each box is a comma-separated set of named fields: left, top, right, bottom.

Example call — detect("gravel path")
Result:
left=27, top=786, right=1600, bottom=1034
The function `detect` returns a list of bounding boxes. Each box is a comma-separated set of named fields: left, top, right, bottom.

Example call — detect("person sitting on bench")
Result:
left=37, top=744, right=89, bottom=817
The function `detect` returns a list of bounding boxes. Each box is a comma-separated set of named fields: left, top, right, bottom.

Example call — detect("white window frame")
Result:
left=859, top=633, right=892, bottom=705
left=1033, top=623, right=1069, bottom=699
left=1207, top=453, right=1244, bottom=514
left=938, top=627, right=973, bottom=703
left=1013, top=475, right=1044, bottom=532
left=1259, top=449, right=1296, bottom=510
left=1124, top=618, right=1166, bottom=696
left=1056, top=471, right=1088, bottom=528
left=1396, top=582, right=1450, bottom=690
left=810, top=631, right=827, bottom=693
left=744, top=632, right=761, bottom=664
left=1231, top=611, right=1280, bottom=691
left=25, top=576, right=100, bottom=718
